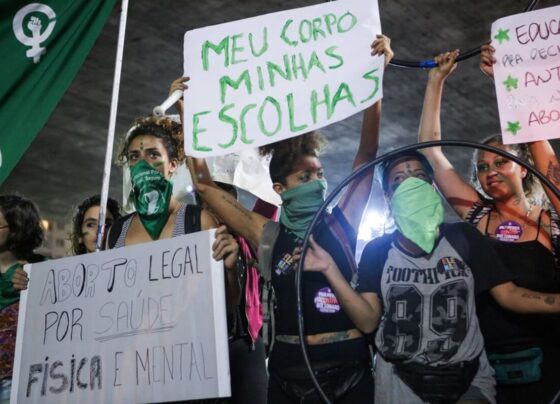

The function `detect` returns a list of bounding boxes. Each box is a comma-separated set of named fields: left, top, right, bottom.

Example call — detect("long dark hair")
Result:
left=71, top=195, right=121, bottom=255
left=0, top=194, right=44, bottom=260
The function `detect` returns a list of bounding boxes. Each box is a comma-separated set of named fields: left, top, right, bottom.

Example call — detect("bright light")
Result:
left=41, top=219, right=50, bottom=231
left=358, top=210, right=387, bottom=241
left=186, top=185, right=194, bottom=193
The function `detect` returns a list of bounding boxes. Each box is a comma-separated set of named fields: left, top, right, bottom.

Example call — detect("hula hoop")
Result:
left=295, top=139, right=560, bottom=403
left=387, top=0, right=539, bottom=68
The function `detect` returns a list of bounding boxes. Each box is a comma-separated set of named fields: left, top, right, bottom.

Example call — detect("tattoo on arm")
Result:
left=317, top=330, right=354, bottom=344
left=546, top=162, right=560, bottom=185
left=221, top=194, right=253, bottom=222
left=521, top=292, right=556, bottom=305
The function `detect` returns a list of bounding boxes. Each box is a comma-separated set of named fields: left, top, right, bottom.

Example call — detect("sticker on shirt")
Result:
left=275, top=253, right=295, bottom=275
left=436, top=256, right=467, bottom=274
left=314, top=287, right=341, bottom=314
left=495, top=220, right=523, bottom=242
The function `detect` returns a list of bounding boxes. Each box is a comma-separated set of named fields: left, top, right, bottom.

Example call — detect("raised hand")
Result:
left=168, top=76, right=189, bottom=116
left=429, top=49, right=459, bottom=82
left=371, top=34, right=394, bottom=67
left=480, top=43, right=496, bottom=80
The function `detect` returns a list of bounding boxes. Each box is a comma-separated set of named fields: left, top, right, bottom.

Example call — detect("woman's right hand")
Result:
left=480, top=43, right=496, bottom=80
left=169, top=76, right=189, bottom=116
left=429, top=49, right=459, bottom=83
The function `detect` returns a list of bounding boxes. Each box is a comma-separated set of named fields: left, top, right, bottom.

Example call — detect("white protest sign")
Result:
left=492, top=5, right=560, bottom=144
left=11, top=230, right=230, bottom=403
left=183, top=0, right=383, bottom=157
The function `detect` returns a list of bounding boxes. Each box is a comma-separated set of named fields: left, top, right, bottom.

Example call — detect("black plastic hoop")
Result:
left=295, top=139, right=560, bottom=403
left=388, top=0, right=539, bottom=68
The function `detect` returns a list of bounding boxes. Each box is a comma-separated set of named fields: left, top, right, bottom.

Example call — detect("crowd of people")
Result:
left=1, top=32, right=560, bottom=404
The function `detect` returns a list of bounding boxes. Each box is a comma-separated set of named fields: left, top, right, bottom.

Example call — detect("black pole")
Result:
left=389, top=0, right=539, bottom=68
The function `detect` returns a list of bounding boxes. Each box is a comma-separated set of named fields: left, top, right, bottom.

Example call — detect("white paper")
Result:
left=183, top=0, right=384, bottom=157
left=492, top=5, right=560, bottom=144
left=11, top=230, right=230, bottom=403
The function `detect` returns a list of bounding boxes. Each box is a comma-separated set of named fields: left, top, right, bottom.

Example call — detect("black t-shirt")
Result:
left=271, top=207, right=358, bottom=335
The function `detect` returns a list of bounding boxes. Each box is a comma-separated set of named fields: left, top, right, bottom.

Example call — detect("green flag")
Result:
left=0, top=0, right=117, bottom=184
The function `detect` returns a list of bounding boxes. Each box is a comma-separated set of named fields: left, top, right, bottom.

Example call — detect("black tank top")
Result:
left=271, top=207, right=357, bottom=335
left=469, top=205, right=560, bottom=351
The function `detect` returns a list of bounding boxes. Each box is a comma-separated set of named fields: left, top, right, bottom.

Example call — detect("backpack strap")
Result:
left=257, top=220, right=281, bottom=282
left=184, top=204, right=202, bottom=234
left=107, top=212, right=134, bottom=249
left=257, top=220, right=280, bottom=354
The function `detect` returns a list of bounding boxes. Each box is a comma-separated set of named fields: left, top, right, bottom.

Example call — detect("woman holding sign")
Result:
left=0, top=195, right=44, bottom=403
left=187, top=34, right=393, bottom=404
left=418, top=48, right=560, bottom=404
left=107, top=115, right=242, bottom=316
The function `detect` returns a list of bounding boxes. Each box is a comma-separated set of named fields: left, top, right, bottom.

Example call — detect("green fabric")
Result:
left=0, top=0, right=117, bottom=184
left=279, top=179, right=327, bottom=239
left=390, top=177, right=444, bottom=254
left=0, top=263, right=23, bottom=310
left=130, top=160, right=173, bottom=240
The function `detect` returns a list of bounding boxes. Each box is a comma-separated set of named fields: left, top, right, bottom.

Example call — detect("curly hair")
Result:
left=71, top=195, right=122, bottom=255
left=117, top=115, right=185, bottom=165
left=259, top=132, right=326, bottom=185
left=471, top=135, right=544, bottom=204
left=0, top=194, right=44, bottom=260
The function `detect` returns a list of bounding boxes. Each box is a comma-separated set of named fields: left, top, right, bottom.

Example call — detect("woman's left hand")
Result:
left=294, top=235, right=337, bottom=275
left=212, top=225, right=240, bottom=270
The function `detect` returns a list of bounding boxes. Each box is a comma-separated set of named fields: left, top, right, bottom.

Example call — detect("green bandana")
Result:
left=130, top=160, right=173, bottom=240
left=0, top=263, right=22, bottom=310
left=280, top=179, right=327, bottom=239
left=390, top=177, right=444, bottom=254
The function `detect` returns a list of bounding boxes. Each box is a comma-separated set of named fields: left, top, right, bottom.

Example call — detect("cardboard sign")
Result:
left=11, top=230, right=230, bottom=403
left=492, top=5, right=560, bottom=144
left=183, top=0, right=383, bottom=157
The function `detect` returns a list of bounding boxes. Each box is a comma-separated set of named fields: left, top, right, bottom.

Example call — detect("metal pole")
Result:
left=95, top=0, right=129, bottom=251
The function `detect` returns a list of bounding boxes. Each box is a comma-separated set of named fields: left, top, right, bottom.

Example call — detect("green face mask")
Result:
left=390, top=177, right=444, bottom=254
left=280, top=179, right=327, bottom=239
left=130, top=160, right=173, bottom=240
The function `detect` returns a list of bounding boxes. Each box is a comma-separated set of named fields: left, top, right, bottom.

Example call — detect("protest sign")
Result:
left=491, top=5, right=560, bottom=144
left=11, top=230, right=230, bottom=403
left=183, top=0, right=383, bottom=157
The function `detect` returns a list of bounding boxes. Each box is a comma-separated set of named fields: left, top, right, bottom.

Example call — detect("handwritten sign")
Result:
left=183, top=0, right=383, bottom=157
left=11, top=230, right=230, bottom=403
left=492, top=5, right=560, bottom=144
